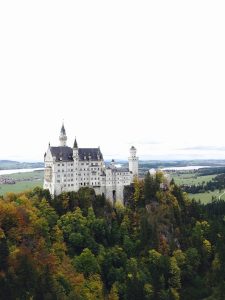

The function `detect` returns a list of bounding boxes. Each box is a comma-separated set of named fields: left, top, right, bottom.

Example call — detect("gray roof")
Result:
left=106, top=166, right=130, bottom=173
left=50, top=146, right=73, bottom=161
left=78, top=148, right=103, bottom=160
left=116, top=168, right=130, bottom=173
left=50, top=146, right=103, bottom=162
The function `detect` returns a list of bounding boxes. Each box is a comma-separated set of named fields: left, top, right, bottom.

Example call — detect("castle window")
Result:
left=71, top=184, right=74, bottom=186
left=62, top=164, right=64, bottom=166
left=58, top=170, right=60, bottom=172
left=57, top=180, right=60, bottom=183
left=58, top=164, right=60, bottom=166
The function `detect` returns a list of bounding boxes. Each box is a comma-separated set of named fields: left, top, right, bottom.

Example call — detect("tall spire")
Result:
left=60, top=122, right=66, bottom=135
left=73, top=137, right=78, bottom=149
left=59, top=122, right=67, bottom=146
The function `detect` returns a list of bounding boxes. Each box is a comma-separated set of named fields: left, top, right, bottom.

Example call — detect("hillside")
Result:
left=0, top=160, right=44, bottom=170
left=1, top=172, right=225, bottom=299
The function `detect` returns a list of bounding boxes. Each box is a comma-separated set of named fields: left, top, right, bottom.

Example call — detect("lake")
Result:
left=0, top=168, right=44, bottom=176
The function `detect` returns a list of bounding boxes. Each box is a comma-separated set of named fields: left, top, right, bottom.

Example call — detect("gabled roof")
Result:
left=78, top=148, right=103, bottom=161
left=49, top=146, right=103, bottom=162
left=50, top=146, right=73, bottom=161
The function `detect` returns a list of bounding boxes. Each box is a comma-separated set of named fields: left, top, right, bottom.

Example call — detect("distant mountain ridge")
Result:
left=0, top=160, right=44, bottom=170
left=1, top=159, right=225, bottom=171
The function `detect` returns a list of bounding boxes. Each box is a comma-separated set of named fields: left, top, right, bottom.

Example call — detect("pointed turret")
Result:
left=60, top=123, right=66, bottom=135
left=59, top=122, right=67, bottom=146
left=73, top=136, right=79, bottom=160
left=73, top=137, right=78, bottom=149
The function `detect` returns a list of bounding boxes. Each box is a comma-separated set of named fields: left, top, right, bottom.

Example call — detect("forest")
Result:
left=1, top=171, right=225, bottom=299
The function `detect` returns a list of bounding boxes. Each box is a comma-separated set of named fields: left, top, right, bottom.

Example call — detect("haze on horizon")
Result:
left=0, top=1, right=225, bottom=162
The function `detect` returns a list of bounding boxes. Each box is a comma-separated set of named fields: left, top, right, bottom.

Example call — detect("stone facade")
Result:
left=43, top=124, right=139, bottom=203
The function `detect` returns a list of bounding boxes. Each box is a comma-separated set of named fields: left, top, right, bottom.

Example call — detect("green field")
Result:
left=189, top=190, right=225, bottom=204
left=171, top=171, right=225, bottom=204
left=172, top=173, right=217, bottom=185
left=0, top=170, right=44, bottom=196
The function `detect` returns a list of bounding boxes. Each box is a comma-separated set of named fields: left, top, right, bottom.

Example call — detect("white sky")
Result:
left=0, top=1, right=225, bottom=162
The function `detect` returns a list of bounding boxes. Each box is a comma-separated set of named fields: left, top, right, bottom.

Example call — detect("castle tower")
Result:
left=59, top=123, right=67, bottom=146
left=128, top=146, right=139, bottom=177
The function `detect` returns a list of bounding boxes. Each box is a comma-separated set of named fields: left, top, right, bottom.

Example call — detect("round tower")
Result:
left=128, top=146, right=139, bottom=177
left=59, top=123, right=67, bottom=146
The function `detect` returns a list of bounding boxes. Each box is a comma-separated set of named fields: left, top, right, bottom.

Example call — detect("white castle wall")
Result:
left=43, top=130, right=139, bottom=203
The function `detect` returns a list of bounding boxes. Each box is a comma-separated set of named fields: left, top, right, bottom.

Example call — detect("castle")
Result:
left=43, top=124, right=139, bottom=202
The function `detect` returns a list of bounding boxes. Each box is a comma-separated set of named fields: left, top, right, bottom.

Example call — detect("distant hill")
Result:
left=0, top=160, right=44, bottom=170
